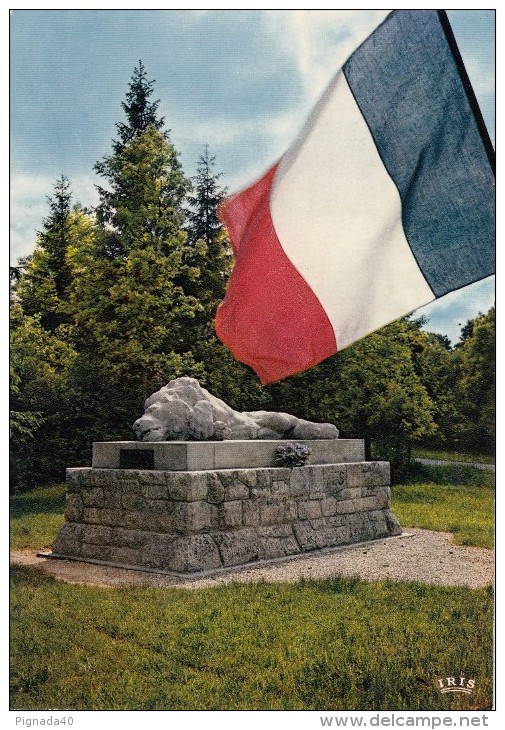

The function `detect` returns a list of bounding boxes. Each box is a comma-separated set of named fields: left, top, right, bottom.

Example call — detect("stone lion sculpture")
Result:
left=133, top=376, right=339, bottom=442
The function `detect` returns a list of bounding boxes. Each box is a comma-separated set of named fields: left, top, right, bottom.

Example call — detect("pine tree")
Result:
left=94, top=62, right=190, bottom=259
left=15, top=176, right=86, bottom=332
left=69, top=61, right=203, bottom=436
left=115, top=60, right=165, bottom=150
left=185, top=144, right=231, bottom=316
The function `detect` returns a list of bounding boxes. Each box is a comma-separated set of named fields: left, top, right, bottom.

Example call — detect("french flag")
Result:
left=216, top=10, right=495, bottom=384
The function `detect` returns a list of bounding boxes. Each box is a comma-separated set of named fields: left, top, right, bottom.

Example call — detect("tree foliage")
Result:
left=10, top=304, right=77, bottom=488
left=16, top=176, right=77, bottom=332
left=114, top=60, right=165, bottom=150
left=453, top=307, right=495, bottom=453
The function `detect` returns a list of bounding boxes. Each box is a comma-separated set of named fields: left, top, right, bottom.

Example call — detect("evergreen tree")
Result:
left=16, top=176, right=75, bottom=331
left=185, top=144, right=231, bottom=315
left=94, top=62, right=189, bottom=259
left=114, top=60, right=165, bottom=150
left=68, top=62, right=203, bottom=438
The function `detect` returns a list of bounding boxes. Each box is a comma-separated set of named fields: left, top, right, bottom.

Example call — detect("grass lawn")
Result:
left=10, top=461, right=494, bottom=711
left=10, top=567, right=493, bottom=711
left=10, top=483, right=66, bottom=551
left=392, top=463, right=494, bottom=549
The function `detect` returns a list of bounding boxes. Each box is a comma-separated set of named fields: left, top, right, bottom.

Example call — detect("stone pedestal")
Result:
left=92, top=438, right=365, bottom=471
left=52, top=440, right=402, bottom=574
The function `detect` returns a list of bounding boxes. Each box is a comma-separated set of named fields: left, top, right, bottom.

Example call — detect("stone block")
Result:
left=257, top=524, right=300, bottom=558
left=327, top=514, right=347, bottom=528
left=66, top=468, right=86, bottom=492
left=151, top=514, right=174, bottom=533
left=89, top=469, right=116, bottom=487
left=93, top=439, right=365, bottom=471
left=297, top=500, right=323, bottom=520
left=52, top=522, right=84, bottom=555
left=257, top=524, right=294, bottom=538
left=83, top=507, right=102, bottom=524
left=337, top=487, right=362, bottom=501
left=143, top=498, right=172, bottom=515
left=65, top=493, right=83, bottom=522
left=320, top=497, right=337, bottom=517
left=306, top=468, right=326, bottom=498
left=141, top=534, right=178, bottom=569
left=79, top=542, right=113, bottom=560
left=292, top=520, right=319, bottom=552
left=224, top=481, right=250, bottom=501
left=120, top=492, right=146, bottom=510
left=335, top=496, right=384, bottom=514
left=385, top=510, right=402, bottom=536
left=168, top=534, right=222, bottom=572
left=166, top=472, right=208, bottom=502
left=172, top=501, right=216, bottom=532
left=288, top=468, right=311, bottom=498
left=138, top=471, right=167, bottom=486
left=270, top=478, right=290, bottom=496
left=259, top=534, right=300, bottom=559
left=235, top=470, right=258, bottom=488
left=242, top=500, right=260, bottom=527
left=367, top=510, right=389, bottom=538
left=260, top=499, right=296, bottom=525
left=110, top=526, right=149, bottom=548
left=214, top=530, right=262, bottom=567
left=347, top=513, right=375, bottom=542
left=101, top=490, right=123, bottom=508
left=107, top=546, right=142, bottom=566
left=347, top=462, right=390, bottom=487
left=320, top=464, right=348, bottom=494
left=221, top=500, right=243, bottom=528
left=206, top=473, right=225, bottom=504
left=305, top=517, right=348, bottom=548
left=81, top=525, right=112, bottom=545
left=81, top=488, right=105, bottom=508
left=374, top=487, right=391, bottom=509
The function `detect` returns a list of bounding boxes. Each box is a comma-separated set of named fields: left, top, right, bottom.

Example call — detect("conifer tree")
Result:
left=70, top=61, right=203, bottom=434
left=15, top=175, right=85, bottom=332
left=115, top=60, right=165, bottom=150
left=94, top=62, right=190, bottom=259
left=185, top=144, right=231, bottom=316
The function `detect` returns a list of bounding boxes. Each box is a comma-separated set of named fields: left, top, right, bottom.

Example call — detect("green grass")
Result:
left=412, top=448, right=495, bottom=465
left=392, top=463, right=494, bottom=549
left=10, top=566, right=493, bottom=711
left=10, top=483, right=66, bottom=550
left=10, top=464, right=494, bottom=710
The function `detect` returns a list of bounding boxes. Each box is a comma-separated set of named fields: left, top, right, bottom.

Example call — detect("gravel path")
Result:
left=10, top=527, right=493, bottom=591
left=414, top=458, right=495, bottom=472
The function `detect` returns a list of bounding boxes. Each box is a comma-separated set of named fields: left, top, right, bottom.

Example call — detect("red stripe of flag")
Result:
left=216, top=163, right=336, bottom=384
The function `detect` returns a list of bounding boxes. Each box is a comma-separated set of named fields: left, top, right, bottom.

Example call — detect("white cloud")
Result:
left=263, top=10, right=389, bottom=107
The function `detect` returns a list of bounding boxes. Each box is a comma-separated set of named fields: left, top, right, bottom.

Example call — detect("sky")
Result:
left=9, top=7, right=495, bottom=346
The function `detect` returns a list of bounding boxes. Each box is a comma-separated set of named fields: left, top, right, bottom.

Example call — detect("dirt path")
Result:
left=10, top=527, right=493, bottom=591
left=414, top=458, right=495, bottom=472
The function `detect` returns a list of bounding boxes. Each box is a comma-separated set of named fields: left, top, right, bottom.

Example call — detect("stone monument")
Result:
left=51, top=377, right=402, bottom=574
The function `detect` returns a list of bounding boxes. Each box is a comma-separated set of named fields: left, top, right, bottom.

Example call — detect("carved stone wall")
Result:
left=52, top=460, right=402, bottom=574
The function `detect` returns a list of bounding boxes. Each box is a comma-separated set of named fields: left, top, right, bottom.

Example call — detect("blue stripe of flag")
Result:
left=343, top=9, right=495, bottom=298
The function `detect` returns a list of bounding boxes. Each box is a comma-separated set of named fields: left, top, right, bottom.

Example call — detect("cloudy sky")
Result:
left=10, top=8, right=495, bottom=345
